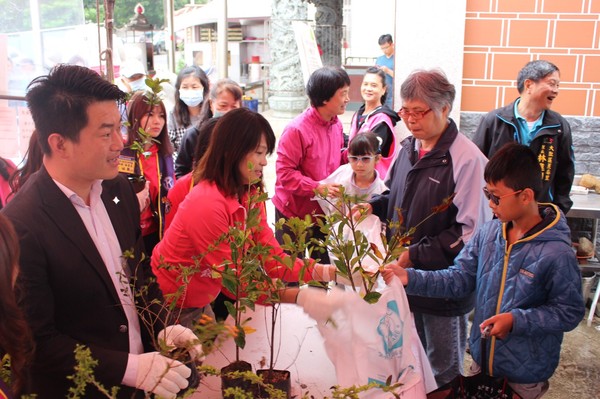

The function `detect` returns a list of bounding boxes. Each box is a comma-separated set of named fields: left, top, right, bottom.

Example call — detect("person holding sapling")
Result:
left=2, top=64, right=202, bottom=399
left=152, top=108, right=348, bottom=324
left=273, top=66, right=351, bottom=264
left=120, top=89, right=176, bottom=254
left=382, top=143, right=585, bottom=399
left=355, top=69, right=491, bottom=387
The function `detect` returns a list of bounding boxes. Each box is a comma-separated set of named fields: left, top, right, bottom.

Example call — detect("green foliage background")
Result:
left=0, top=0, right=208, bottom=34
left=82, top=0, right=207, bottom=29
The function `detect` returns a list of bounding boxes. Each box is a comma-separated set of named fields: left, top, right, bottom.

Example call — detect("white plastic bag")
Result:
left=310, top=279, right=437, bottom=398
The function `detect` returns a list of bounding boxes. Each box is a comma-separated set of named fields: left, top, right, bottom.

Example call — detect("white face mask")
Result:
left=129, top=78, right=148, bottom=93
left=179, top=89, right=204, bottom=107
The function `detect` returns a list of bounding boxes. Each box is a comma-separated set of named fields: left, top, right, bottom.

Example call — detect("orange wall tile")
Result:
left=491, top=53, right=533, bottom=80
left=463, top=52, right=488, bottom=79
left=582, top=55, right=600, bottom=82
left=461, top=85, right=499, bottom=112
left=460, top=4, right=600, bottom=116
left=554, top=20, right=595, bottom=48
left=552, top=89, right=588, bottom=116
left=497, top=0, right=537, bottom=12
left=537, top=54, right=578, bottom=82
left=501, top=86, right=519, bottom=104
left=593, top=90, right=600, bottom=116
left=465, top=19, right=503, bottom=46
left=507, top=19, right=549, bottom=47
left=466, top=0, right=492, bottom=12
left=543, top=0, right=584, bottom=13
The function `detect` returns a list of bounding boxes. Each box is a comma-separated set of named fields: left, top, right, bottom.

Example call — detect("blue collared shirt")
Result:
left=514, top=98, right=544, bottom=146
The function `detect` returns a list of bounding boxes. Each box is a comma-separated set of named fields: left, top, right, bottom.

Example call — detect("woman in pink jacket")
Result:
left=152, top=108, right=336, bottom=323
left=347, top=66, right=401, bottom=179
left=273, top=66, right=351, bottom=264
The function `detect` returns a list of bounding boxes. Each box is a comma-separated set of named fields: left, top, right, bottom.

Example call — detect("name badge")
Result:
left=118, top=155, right=136, bottom=174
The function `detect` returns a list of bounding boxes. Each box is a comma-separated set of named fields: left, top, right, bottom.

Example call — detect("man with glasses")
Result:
left=376, top=34, right=395, bottom=108
left=381, top=143, right=584, bottom=399
left=359, top=69, right=491, bottom=387
left=473, top=59, right=574, bottom=214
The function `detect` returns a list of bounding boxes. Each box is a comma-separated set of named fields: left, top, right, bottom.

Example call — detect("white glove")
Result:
left=296, top=287, right=347, bottom=322
left=135, top=352, right=190, bottom=398
left=158, top=324, right=205, bottom=362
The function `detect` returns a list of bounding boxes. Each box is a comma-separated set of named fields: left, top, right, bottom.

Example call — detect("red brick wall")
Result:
left=462, top=0, right=600, bottom=116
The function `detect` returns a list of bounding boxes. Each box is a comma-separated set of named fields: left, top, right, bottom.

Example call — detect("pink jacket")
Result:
left=273, top=106, right=345, bottom=219
left=348, top=109, right=399, bottom=179
left=152, top=180, right=312, bottom=309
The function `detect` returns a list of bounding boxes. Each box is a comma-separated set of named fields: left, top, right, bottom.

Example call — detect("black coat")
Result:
left=2, top=167, right=166, bottom=398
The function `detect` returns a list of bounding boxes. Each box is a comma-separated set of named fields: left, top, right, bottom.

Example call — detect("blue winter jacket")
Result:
left=406, top=203, right=584, bottom=383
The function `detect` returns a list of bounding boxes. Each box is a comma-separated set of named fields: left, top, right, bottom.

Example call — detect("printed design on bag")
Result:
left=377, top=300, right=404, bottom=358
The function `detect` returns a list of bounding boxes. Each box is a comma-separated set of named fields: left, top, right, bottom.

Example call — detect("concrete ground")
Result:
left=194, top=107, right=600, bottom=397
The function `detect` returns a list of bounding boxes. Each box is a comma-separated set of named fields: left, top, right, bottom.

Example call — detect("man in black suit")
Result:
left=2, top=65, right=201, bottom=398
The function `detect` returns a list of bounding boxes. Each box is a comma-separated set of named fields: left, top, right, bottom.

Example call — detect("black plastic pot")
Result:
left=221, top=360, right=258, bottom=398
left=127, top=174, right=146, bottom=193
left=257, top=369, right=291, bottom=399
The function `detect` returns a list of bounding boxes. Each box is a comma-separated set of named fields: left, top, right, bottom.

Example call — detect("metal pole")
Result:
left=217, top=0, right=228, bottom=78
left=165, top=0, right=176, bottom=73
left=104, top=0, right=116, bottom=82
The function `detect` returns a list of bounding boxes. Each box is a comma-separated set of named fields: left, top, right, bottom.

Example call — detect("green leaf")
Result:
left=363, top=291, right=382, bottom=304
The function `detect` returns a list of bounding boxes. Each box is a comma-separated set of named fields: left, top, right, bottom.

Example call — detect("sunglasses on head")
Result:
left=482, top=187, right=523, bottom=206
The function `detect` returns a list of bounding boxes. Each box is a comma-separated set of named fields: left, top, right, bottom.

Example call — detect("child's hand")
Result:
left=350, top=202, right=372, bottom=221
left=381, top=262, right=408, bottom=286
left=480, top=312, right=514, bottom=339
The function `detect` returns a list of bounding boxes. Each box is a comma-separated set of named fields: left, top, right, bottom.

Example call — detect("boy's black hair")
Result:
left=484, top=142, right=542, bottom=199
left=378, top=34, right=393, bottom=45
left=306, top=66, right=350, bottom=107
left=348, top=132, right=381, bottom=156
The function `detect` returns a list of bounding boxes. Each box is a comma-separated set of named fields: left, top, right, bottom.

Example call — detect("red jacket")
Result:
left=152, top=180, right=313, bottom=309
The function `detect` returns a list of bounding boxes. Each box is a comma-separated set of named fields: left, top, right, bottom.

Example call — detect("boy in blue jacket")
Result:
left=382, top=142, right=585, bottom=398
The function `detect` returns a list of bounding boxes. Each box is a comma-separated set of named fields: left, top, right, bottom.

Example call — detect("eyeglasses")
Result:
left=398, top=108, right=433, bottom=120
left=482, top=187, right=523, bottom=206
left=348, top=155, right=375, bottom=163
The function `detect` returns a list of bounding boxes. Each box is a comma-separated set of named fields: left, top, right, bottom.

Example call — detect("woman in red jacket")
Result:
left=152, top=108, right=336, bottom=323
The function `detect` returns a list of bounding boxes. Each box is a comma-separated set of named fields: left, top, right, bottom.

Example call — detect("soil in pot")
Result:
left=256, top=369, right=291, bottom=399
left=221, top=360, right=259, bottom=397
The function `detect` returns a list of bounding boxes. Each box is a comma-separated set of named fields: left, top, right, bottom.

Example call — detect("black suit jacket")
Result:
left=2, top=167, right=166, bottom=398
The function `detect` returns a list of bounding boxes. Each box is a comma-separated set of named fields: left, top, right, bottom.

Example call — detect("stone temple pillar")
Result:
left=268, top=0, right=309, bottom=118
left=311, top=0, right=343, bottom=67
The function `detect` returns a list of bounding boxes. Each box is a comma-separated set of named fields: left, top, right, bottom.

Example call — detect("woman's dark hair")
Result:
left=173, top=65, right=210, bottom=127
left=484, top=142, right=543, bottom=199
left=364, top=66, right=388, bottom=107
left=192, top=117, right=219, bottom=169
left=193, top=108, right=275, bottom=198
left=9, top=131, right=44, bottom=195
left=348, top=131, right=381, bottom=156
left=306, top=66, right=350, bottom=107
left=197, top=78, right=243, bottom=124
left=0, top=214, right=34, bottom=395
left=126, top=92, right=173, bottom=156
left=0, top=158, right=11, bottom=181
